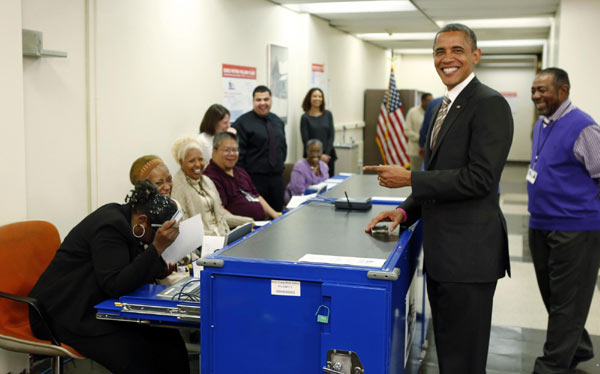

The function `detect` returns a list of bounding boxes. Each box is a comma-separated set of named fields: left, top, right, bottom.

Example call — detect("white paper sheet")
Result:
left=298, top=253, right=386, bottom=268
left=192, top=260, right=202, bottom=278
left=161, top=214, right=204, bottom=264
left=201, top=235, right=226, bottom=257
left=286, top=193, right=316, bottom=209
left=192, top=235, right=226, bottom=276
left=307, top=182, right=327, bottom=191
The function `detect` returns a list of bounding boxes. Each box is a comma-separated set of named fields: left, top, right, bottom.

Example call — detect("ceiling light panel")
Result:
left=437, top=17, right=553, bottom=29
left=282, top=1, right=416, bottom=14
left=478, top=39, right=546, bottom=47
left=392, top=48, right=433, bottom=54
left=357, top=32, right=437, bottom=40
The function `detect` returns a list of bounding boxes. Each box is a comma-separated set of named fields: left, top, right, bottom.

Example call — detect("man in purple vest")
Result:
left=528, top=67, right=600, bottom=374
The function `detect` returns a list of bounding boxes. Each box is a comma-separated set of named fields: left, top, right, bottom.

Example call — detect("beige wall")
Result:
left=392, top=54, right=446, bottom=98
left=476, top=66, right=537, bottom=161
left=307, top=15, right=390, bottom=167
left=21, top=0, right=89, bottom=236
left=8, top=0, right=388, bottom=239
left=558, top=0, right=600, bottom=121
left=92, top=0, right=387, bottom=207
left=393, top=54, right=536, bottom=162
left=0, top=0, right=27, bottom=228
left=546, top=12, right=560, bottom=68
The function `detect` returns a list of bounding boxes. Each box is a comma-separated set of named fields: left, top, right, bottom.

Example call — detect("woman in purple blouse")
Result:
left=284, top=139, right=329, bottom=204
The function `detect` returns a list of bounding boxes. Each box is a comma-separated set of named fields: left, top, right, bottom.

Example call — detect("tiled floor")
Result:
left=409, top=163, right=600, bottom=374
left=413, top=325, right=600, bottom=374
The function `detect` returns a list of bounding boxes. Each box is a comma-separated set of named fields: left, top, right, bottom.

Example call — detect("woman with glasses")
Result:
left=204, top=131, right=280, bottom=220
left=29, top=181, right=189, bottom=374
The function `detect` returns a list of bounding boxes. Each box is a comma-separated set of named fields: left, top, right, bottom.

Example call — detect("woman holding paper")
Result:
left=284, top=139, right=329, bottom=204
left=29, top=180, right=190, bottom=374
left=170, top=137, right=250, bottom=236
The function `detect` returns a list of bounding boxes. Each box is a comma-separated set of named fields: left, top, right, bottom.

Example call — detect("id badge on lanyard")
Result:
left=526, top=167, right=538, bottom=184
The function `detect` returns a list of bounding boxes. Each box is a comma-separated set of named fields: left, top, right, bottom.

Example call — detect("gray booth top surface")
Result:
left=218, top=202, right=402, bottom=263
left=324, top=174, right=412, bottom=199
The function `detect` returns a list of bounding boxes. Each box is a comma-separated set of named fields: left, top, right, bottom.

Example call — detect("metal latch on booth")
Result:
left=322, top=349, right=364, bottom=374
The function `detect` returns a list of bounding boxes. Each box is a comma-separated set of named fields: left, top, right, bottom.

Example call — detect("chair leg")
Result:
left=52, top=356, right=64, bottom=374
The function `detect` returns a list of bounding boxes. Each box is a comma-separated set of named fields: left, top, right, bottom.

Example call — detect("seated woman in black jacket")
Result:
left=28, top=180, right=190, bottom=374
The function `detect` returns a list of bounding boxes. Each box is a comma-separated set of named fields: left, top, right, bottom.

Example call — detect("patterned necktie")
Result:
left=265, top=118, right=277, bottom=167
left=430, top=96, right=452, bottom=148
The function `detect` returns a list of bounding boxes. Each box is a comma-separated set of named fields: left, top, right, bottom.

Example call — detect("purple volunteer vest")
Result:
left=528, top=108, right=600, bottom=231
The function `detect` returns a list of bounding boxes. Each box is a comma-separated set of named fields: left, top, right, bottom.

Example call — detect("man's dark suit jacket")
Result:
left=401, top=77, right=513, bottom=283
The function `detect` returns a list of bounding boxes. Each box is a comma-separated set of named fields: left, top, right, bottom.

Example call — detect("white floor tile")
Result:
left=508, top=234, right=523, bottom=257
left=500, top=203, right=530, bottom=216
left=493, top=261, right=600, bottom=335
left=501, top=193, right=529, bottom=204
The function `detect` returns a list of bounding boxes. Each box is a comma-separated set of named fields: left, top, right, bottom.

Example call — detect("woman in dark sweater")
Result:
left=300, top=87, right=337, bottom=175
left=29, top=181, right=190, bottom=374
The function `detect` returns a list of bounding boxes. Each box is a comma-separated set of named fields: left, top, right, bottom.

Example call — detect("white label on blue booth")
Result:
left=271, top=280, right=301, bottom=297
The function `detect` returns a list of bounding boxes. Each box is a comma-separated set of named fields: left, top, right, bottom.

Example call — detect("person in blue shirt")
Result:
left=419, top=96, right=443, bottom=150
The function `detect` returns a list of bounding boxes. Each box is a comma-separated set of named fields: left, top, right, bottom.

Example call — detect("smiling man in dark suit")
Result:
left=365, top=23, right=513, bottom=373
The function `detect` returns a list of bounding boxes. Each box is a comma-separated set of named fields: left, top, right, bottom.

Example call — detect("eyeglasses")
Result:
left=219, top=148, right=239, bottom=155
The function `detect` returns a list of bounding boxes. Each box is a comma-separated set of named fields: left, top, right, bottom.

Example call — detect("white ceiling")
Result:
left=273, top=0, right=561, bottom=55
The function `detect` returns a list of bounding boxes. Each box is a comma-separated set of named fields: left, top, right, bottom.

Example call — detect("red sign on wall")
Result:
left=222, top=64, right=257, bottom=79
left=312, top=63, right=325, bottom=73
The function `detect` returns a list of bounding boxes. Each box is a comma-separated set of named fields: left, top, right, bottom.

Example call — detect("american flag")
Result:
left=376, top=68, right=409, bottom=167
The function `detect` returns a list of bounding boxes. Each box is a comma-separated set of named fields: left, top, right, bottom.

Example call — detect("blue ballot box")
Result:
left=199, top=183, right=425, bottom=374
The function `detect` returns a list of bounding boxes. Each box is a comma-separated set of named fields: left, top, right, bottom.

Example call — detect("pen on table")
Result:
left=151, top=223, right=179, bottom=229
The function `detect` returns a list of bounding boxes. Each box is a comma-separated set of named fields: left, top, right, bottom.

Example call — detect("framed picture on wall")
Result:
left=267, top=43, right=288, bottom=123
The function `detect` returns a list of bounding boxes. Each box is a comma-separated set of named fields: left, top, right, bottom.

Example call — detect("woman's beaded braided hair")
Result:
left=125, top=180, right=177, bottom=225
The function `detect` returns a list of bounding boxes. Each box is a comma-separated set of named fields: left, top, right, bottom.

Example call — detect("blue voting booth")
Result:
left=94, top=175, right=427, bottom=373
left=199, top=175, right=426, bottom=374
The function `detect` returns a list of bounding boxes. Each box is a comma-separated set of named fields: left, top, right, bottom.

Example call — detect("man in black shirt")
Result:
left=233, top=85, right=287, bottom=211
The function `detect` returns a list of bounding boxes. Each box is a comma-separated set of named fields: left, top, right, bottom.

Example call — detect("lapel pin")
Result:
left=456, top=105, right=462, bottom=109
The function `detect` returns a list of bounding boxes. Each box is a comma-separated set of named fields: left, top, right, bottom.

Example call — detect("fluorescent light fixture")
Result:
left=393, top=48, right=432, bottom=54
left=479, top=55, right=538, bottom=60
left=437, top=17, right=553, bottom=29
left=282, top=1, right=415, bottom=14
left=393, top=40, right=546, bottom=55
left=478, top=39, right=546, bottom=47
left=477, top=62, right=536, bottom=68
left=357, top=32, right=436, bottom=41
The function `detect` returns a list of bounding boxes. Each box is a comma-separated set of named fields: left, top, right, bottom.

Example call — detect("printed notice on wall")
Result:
left=311, top=63, right=325, bottom=89
left=311, top=63, right=330, bottom=107
left=271, top=280, right=301, bottom=297
left=222, top=64, right=257, bottom=122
